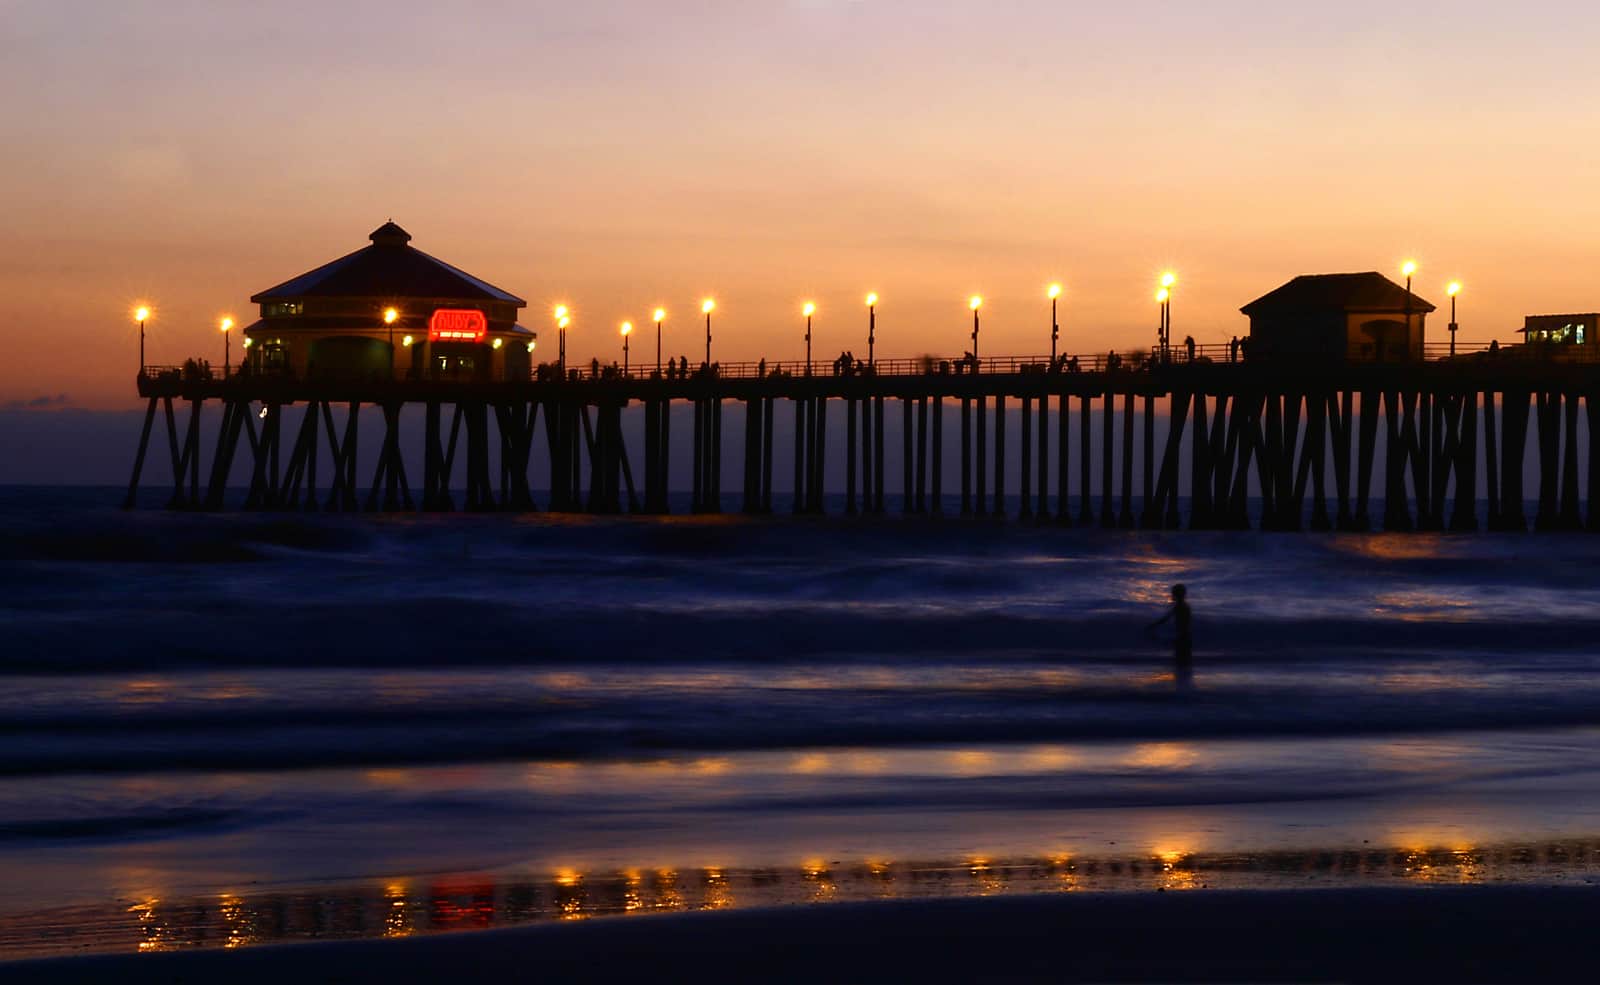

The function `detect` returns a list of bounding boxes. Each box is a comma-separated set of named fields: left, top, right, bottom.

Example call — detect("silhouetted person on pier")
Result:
left=1489, top=339, right=1500, bottom=357
left=1229, top=336, right=1239, bottom=363
left=1148, top=584, right=1193, bottom=687
left=1184, top=336, right=1195, bottom=362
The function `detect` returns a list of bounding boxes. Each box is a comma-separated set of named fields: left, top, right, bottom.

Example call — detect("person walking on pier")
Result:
left=1148, top=584, right=1193, bottom=688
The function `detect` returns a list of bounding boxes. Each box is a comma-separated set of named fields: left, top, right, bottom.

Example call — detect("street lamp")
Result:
left=702, top=298, right=715, bottom=366
left=969, top=295, right=983, bottom=363
left=1446, top=281, right=1462, bottom=356
left=383, top=307, right=400, bottom=378
left=1400, top=261, right=1417, bottom=363
left=1156, top=287, right=1170, bottom=360
left=620, top=321, right=633, bottom=375
left=134, top=305, right=151, bottom=372
left=653, top=307, right=666, bottom=375
left=865, top=292, right=878, bottom=366
left=1047, top=284, right=1062, bottom=363
left=1159, top=272, right=1177, bottom=360
left=220, top=316, right=233, bottom=377
left=802, top=302, right=816, bottom=374
left=554, top=305, right=570, bottom=373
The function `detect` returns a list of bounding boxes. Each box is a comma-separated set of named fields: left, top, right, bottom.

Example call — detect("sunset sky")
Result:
left=4, top=0, right=1599, bottom=408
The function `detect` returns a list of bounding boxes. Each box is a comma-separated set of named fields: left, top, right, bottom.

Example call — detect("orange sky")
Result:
left=3, top=1, right=1599, bottom=408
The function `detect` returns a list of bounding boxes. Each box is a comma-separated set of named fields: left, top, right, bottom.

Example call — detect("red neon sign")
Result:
left=428, top=309, right=488, bottom=343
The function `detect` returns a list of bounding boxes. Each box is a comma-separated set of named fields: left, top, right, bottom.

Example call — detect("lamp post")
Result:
left=865, top=292, right=878, bottom=366
left=653, top=308, right=666, bottom=376
left=1446, top=281, right=1462, bottom=356
left=1159, top=272, right=1176, bottom=361
left=134, top=305, right=150, bottom=372
left=220, top=316, right=233, bottom=377
left=1156, top=287, right=1169, bottom=360
left=383, top=307, right=399, bottom=377
left=554, top=305, right=570, bottom=375
left=802, top=302, right=815, bottom=375
left=702, top=299, right=715, bottom=367
left=1401, top=260, right=1417, bottom=364
left=969, top=295, right=983, bottom=365
left=620, top=321, right=632, bottom=375
left=1047, top=284, right=1062, bottom=363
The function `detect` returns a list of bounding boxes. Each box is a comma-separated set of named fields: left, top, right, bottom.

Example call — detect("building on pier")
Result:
left=1240, top=272, right=1433, bottom=364
left=1518, top=314, right=1600, bottom=358
left=243, top=221, right=534, bottom=382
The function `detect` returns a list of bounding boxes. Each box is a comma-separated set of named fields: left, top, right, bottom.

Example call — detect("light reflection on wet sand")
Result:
left=10, top=837, right=1599, bottom=960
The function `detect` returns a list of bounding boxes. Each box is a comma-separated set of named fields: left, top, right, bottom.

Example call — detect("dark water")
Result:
left=3, top=486, right=1600, bottom=957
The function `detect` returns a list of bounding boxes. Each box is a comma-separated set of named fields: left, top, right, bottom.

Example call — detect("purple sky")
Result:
left=4, top=0, right=1599, bottom=408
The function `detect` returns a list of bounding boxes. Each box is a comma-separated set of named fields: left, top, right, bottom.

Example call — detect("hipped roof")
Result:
left=250, top=222, right=526, bottom=306
left=1241, top=272, right=1435, bottom=316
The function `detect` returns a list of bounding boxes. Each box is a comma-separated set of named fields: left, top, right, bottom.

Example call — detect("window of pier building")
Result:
left=245, top=338, right=291, bottom=375
left=262, top=302, right=303, bottom=318
left=1521, top=314, right=1598, bottom=348
left=1529, top=323, right=1584, bottom=344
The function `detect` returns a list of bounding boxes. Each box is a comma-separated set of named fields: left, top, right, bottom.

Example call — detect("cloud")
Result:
left=2, top=393, right=71, bottom=410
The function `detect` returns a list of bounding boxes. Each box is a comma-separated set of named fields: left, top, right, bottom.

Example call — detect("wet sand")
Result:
left=7, top=886, right=1596, bottom=983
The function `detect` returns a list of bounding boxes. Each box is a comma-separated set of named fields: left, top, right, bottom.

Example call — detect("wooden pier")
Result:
left=125, top=351, right=1600, bottom=532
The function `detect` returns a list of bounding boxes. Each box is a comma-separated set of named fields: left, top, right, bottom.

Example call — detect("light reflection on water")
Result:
left=13, top=837, right=1597, bottom=961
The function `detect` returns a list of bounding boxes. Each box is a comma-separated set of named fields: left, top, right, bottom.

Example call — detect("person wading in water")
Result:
left=1148, top=584, right=1193, bottom=688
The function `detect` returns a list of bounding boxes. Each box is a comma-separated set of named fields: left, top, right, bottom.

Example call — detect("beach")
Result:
left=11, top=887, right=1600, bottom=983
left=4, top=489, right=1600, bottom=975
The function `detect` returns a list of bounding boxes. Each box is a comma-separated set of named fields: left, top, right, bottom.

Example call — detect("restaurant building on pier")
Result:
left=243, top=222, right=533, bottom=381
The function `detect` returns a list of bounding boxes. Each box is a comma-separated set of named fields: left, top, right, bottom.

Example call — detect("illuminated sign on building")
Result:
left=428, top=309, right=488, bottom=343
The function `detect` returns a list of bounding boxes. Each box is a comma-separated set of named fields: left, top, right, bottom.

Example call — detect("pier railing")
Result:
left=143, top=339, right=1600, bottom=388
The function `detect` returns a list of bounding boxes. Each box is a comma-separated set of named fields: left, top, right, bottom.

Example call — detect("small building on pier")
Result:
left=243, top=222, right=533, bottom=381
left=1240, top=272, right=1433, bottom=363
left=1517, top=314, right=1600, bottom=359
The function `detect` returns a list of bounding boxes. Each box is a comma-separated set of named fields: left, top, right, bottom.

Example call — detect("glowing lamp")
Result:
left=865, top=292, right=878, bottom=307
left=1401, top=260, right=1418, bottom=278
left=620, top=321, right=633, bottom=336
left=969, top=295, right=983, bottom=310
left=1156, top=288, right=1170, bottom=303
left=383, top=307, right=399, bottom=325
left=1447, top=281, right=1462, bottom=297
left=219, top=316, right=234, bottom=332
left=558, top=316, right=570, bottom=329
left=243, top=337, right=253, bottom=348
left=802, top=302, right=815, bottom=317
left=653, top=308, right=666, bottom=322
left=492, top=337, right=503, bottom=349
left=1048, top=284, right=1062, bottom=299
left=702, top=299, right=716, bottom=314
left=526, top=341, right=536, bottom=352
left=134, top=306, right=150, bottom=323
left=402, top=334, right=414, bottom=347
left=553, top=304, right=569, bottom=320
left=1160, top=272, right=1177, bottom=289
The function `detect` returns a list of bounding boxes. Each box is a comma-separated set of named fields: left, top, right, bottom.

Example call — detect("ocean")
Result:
left=2, top=486, right=1600, bottom=957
